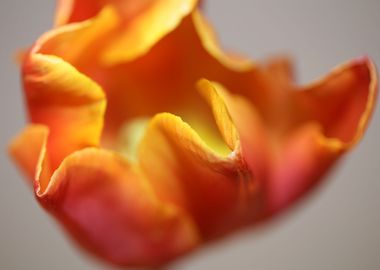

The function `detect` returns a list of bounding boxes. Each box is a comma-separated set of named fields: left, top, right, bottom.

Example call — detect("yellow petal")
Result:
left=197, top=79, right=239, bottom=150
left=102, top=0, right=199, bottom=64
left=138, top=81, right=261, bottom=239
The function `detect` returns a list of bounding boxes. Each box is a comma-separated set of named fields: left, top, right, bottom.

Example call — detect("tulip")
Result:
left=9, top=0, right=377, bottom=268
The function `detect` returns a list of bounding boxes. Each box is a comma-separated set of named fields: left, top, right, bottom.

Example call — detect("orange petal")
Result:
left=103, top=0, right=199, bottom=64
left=138, top=80, right=262, bottom=239
left=54, top=0, right=149, bottom=26
left=268, top=57, right=378, bottom=214
left=33, top=6, right=290, bottom=150
left=36, top=6, right=120, bottom=66
left=8, top=125, right=50, bottom=186
left=268, top=124, right=344, bottom=214
left=23, top=53, right=106, bottom=170
left=295, top=57, right=377, bottom=145
left=35, top=148, right=199, bottom=267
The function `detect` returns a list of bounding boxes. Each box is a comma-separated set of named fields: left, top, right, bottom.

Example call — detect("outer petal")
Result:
left=53, top=0, right=199, bottom=64
left=103, top=0, right=199, bottom=63
left=8, top=125, right=50, bottom=186
left=295, top=57, right=377, bottom=145
left=41, top=148, right=199, bottom=267
left=268, top=58, right=378, bottom=213
left=10, top=125, right=199, bottom=267
left=23, top=53, right=106, bottom=170
left=55, top=0, right=199, bottom=28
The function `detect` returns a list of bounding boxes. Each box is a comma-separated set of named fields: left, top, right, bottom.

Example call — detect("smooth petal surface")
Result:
left=267, top=57, right=378, bottom=213
left=9, top=124, right=49, bottom=185
left=295, top=57, right=377, bottom=145
left=10, top=0, right=378, bottom=268
left=138, top=112, right=256, bottom=239
left=55, top=0, right=153, bottom=26
left=10, top=126, right=200, bottom=267
left=40, top=148, right=199, bottom=267
left=23, top=53, right=106, bottom=170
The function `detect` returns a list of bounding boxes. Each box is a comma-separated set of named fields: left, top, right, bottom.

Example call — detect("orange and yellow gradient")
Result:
left=9, top=0, right=378, bottom=268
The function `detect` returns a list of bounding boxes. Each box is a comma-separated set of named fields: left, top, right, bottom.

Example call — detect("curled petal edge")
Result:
left=9, top=124, right=200, bottom=267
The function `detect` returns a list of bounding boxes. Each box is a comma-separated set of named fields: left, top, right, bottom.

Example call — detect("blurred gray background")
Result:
left=1, top=0, right=379, bottom=269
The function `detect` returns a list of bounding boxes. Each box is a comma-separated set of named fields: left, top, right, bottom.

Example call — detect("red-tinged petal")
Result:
left=138, top=81, right=261, bottom=239
left=9, top=124, right=199, bottom=267
left=268, top=124, right=345, bottom=214
left=23, top=53, right=106, bottom=170
left=36, top=148, right=199, bottom=267
left=268, top=58, right=378, bottom=214
left=295, top=57, right=377, bottom=145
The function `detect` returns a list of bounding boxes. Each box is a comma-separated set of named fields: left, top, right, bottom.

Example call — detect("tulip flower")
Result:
left=9, top=0, right=377, bottom=268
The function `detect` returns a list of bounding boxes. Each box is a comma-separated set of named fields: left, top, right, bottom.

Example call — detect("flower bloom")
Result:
left=9, top=0, right=377, bottom=268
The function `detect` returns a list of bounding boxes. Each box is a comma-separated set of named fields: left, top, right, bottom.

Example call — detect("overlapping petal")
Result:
left=10, top=126, right=199, bottom=267
left=9, top=0, right=378, bottom=268
left=22, top=53, right=106, bottom=170
left=138, top=82, right=257, bottom=239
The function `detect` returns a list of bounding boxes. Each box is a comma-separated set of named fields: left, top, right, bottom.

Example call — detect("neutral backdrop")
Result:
left=1, top=1, right=379, bottom=269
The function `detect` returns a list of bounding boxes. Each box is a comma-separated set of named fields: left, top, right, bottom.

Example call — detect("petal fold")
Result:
left=138, top=82, right=259, bottom=239
left=23, top=53, right=106, bottom=170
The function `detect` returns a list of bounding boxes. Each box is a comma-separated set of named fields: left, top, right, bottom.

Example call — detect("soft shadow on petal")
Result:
left=268, top=57, right=378, bottom=214
left=10, top=127, right=200, bottom=267
left=40, top=148, right=199, bottom=267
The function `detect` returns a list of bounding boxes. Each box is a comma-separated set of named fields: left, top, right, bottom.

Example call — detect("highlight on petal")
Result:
left=54, top=0, right=148, bottom=26
left=138, top=81, right=259, bottom=239
left=197, top=79, right=271, bottom=188
left=191, top=9, right=253, bottom=72
left=9, top=0, right=379, bottom=267
left=102, top=0, right=199, bottom=64
left=23, top=53, right=106, bottom=170
left=197, top=79, right=239, bottom=150
left=36, top=6, right=120, bottom=66
left=9, top=125, right=49, bottom=184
